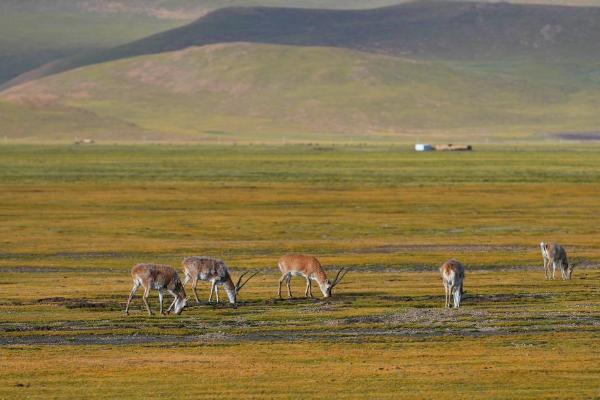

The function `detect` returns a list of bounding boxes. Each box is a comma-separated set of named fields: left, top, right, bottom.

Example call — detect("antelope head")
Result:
left=173, top=280, right=189, bottom=315
left=228, top=270, right=260, bottom=303
left=322, top=266, right=354, bottom=297
left=173, top=297, right=188, bottom=315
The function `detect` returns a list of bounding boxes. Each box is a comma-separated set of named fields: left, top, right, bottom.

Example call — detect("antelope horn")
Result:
left=330, top=266, right=344, bottom=286
left=236, top=270, right=260, bottom=290
left=331, top=266, right=354, bottom=287
left=235, top=270, right=250, bottom=288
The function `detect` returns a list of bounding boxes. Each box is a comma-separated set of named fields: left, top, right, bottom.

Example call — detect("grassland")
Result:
left=0, top=144, right=599, bottom=398
left=2, top=144, right=600, bottom=268
left=3, top=44, right=600, bottom=141
left=4, top=2, right=600, bottom=144
left=1, top=270, right=599, bottom=399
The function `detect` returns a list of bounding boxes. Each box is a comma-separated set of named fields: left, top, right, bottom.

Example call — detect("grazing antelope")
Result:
left=540, top=242, right=574, bottom=280
left=277, top=254, right=353, bottom=299
left=171, top=256, right=259, bottom=306
left=125, top=263, right=188, bottom=316
left=440, top=259, right=465, bottom=308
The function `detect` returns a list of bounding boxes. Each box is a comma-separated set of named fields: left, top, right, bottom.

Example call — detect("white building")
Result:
left=415, top=144, right=434, bottom=151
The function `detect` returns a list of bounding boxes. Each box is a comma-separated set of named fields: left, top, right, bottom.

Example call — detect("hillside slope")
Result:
left=2, top=43, right=599, bottom=141
left=8, top=0, right=600, bottom=88
left=4, top=0, right=600, bottom=86
left=0, top=3, right=186, bottom=85
left=0, top=0, right=411, bottom=85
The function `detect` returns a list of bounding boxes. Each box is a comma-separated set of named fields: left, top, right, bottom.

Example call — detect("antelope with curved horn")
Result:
left=541, top=242, right=574, bottom=280
left=170, top=256, right=259, bottom=306
left=125, top=263, right=188, bottom=316
left=277, top=254, right=353, bottom=299
left=440, top=259, right=465, bottom=308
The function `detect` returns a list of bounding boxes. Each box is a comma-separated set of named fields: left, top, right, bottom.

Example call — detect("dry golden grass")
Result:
left=1, top=145, right=599, bottom=398
left=1, top=182, right=600, bottom=272
left=1, top=333, right=599, bottom=399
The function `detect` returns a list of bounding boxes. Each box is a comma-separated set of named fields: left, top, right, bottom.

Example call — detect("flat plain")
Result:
left=0, top=144, right=599, bottom=399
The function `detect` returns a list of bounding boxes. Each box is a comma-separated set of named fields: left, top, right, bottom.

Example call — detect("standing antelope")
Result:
left=125, top=263, right=188, bottom=316
left=540, top=242, right=574, bottom=280
left=172, top=256, right=259, bottom=305
left=440, top=259, right=465, bottom=308
left=277, top=254, right=353, bottom=299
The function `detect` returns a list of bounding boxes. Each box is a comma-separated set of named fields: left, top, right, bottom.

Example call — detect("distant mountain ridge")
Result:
left=3, top=0, right=599, bottom=86
left=5, top=0, right=600, bottom=88
left=0, top=0, right=409, bottom=85
left=152, top=1, right=600, bottom=60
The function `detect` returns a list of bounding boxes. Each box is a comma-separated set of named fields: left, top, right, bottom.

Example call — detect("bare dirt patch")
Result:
left=64, top=299, right=120, bottom=310
left=0, top=267, right=118, bottom=273
left=465, top=292, right=562, bottom=304
left=2, top=303, right=597, bottom=347
left=556, top=132, right=600, bottom=141
left=347, top=245, right=528, bottom=254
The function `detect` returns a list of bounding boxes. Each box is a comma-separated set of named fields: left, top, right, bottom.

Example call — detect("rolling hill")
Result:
left=2, top=43, right=599, bottom=141
left=0, top=2, right=187, bottom=85
left=7, top=0, right=600, bottom=89
left=3, top=0, right=600, bottom=142
left=0, top=0, right=410, bottom=85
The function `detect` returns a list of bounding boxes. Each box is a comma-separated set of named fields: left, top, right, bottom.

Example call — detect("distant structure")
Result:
left=415, top=143, right=472, bottom=151
left=415, top=144, right=434, bottom=151
left=75, top=139, right=95, bottom=145
left=436, top=144, right=472, bottom=151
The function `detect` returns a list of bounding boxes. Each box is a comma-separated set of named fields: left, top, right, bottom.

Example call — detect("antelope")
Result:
left=170, top=256, right=259, bottom=306
left=125, top=263, right=188, bottom=316
left=540, top=242, right=574, bottom=280
left=440, top=259, right=465, bottom=308
left=277, top=254, right=353, bottom=299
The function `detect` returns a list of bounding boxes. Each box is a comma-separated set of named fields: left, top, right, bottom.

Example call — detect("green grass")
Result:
left=2, top=44, right=600, bottom=141
left=3, top=143, right=600, bottom=185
